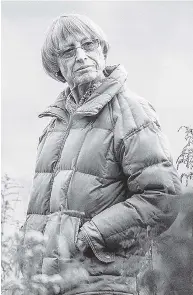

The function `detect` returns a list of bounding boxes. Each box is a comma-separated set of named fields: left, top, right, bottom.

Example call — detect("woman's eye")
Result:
left=64, top=48, right=74, bottom=53
left=84, top=41, right=93, bottom=46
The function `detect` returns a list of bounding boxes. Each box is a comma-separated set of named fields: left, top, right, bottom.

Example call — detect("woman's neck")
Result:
left=70, top=73, right=105, bottom=104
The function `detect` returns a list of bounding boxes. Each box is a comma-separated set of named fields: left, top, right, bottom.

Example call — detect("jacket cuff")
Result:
left=77, top=229, right=89, bottom=248
left=81, top=221, right=115, bottom=263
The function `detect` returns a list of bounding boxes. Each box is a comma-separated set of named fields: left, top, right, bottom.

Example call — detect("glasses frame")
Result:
left=57, top=39, right=100, bottom=59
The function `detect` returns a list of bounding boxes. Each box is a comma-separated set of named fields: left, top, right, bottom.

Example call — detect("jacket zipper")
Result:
left=54, top=116, right=73, bottom=170
left=47, top=112, right=74, bottom=213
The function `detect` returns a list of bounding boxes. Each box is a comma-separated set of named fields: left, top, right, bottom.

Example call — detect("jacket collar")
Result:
left=38, top=93, right=67, bottom=121
left=39, top=64, right=127, bottom=120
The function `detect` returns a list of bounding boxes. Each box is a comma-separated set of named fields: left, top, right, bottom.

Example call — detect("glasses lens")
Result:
left=61, top=48, right=76, bottom=59
left=58, top=39, right=99, bottom=59
left=82, top=39, right=99, bottom=51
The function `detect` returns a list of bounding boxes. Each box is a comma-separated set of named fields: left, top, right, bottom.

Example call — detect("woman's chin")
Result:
left=75, top=72, right=98, bottom=86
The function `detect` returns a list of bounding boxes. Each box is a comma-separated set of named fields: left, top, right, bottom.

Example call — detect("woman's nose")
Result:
left=75, top=47, right=87, bottom=61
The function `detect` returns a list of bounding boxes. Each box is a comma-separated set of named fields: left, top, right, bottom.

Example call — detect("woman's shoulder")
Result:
left=112, top=86, right=160, bottom=131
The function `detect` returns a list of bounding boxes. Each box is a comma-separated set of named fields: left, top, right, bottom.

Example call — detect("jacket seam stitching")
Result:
left=104, top=133, right=114, bottom=178
left=124, top=120, right=157, bottom=141
left=114, top=95, right=125, bottom=163
left=128, top=159, right=172, bottom=179
left=117, top=93, right=138, bottom=130
left=118, top=121, right=157, bottom=159
left=108, top=101, right=115, bottom=129
left=108, top=99, right=121, bottom=166
left=35, top=169, right=106, bottom=179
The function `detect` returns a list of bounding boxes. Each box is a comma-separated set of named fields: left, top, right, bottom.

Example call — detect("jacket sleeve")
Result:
left=79, top=101, right=181, bottom=261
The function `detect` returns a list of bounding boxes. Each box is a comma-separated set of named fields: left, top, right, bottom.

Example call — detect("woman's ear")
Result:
left=103, top=46, right=108, bottom=59
left=55, top=70, right=66, bottom=83
left=101, top=42, right=109, bottom=60
left=103, top=68, right=108, bottom=77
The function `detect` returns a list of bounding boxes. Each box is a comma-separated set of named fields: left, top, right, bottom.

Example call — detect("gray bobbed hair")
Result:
left=41, top=14, right=110, bottom=83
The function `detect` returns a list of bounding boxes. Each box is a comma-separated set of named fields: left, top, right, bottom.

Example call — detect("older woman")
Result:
left=24, top=14, right=181, bottom=295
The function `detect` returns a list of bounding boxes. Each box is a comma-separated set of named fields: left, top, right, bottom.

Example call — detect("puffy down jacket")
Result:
left=23, top=64, right=181, bottom=295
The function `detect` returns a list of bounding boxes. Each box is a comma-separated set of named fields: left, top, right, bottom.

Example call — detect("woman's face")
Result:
left=57, top=34, right=106, bottom=88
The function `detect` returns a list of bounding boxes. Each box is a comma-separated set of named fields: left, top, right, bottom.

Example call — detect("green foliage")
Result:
left=1, top=174, right=23, bottom=282
left=1, top=174, right=89, bottom=295
left=176, top=126, right=193, bottom=186
left=2, top=230, right=89, bottom=295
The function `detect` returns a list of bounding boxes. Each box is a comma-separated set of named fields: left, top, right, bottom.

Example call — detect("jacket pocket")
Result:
left=42, top=212, right=81, bottom=275
left=59, top=214, right=81, bottom=257
left=42, top=213, right=61, bottom=275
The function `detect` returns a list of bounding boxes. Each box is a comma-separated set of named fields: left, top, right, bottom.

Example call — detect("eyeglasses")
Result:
left=57, top=39, right=100, bottom=59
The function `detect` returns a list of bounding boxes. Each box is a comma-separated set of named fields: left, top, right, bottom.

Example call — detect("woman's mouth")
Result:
left=76, top=65, right=93, bottom=72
